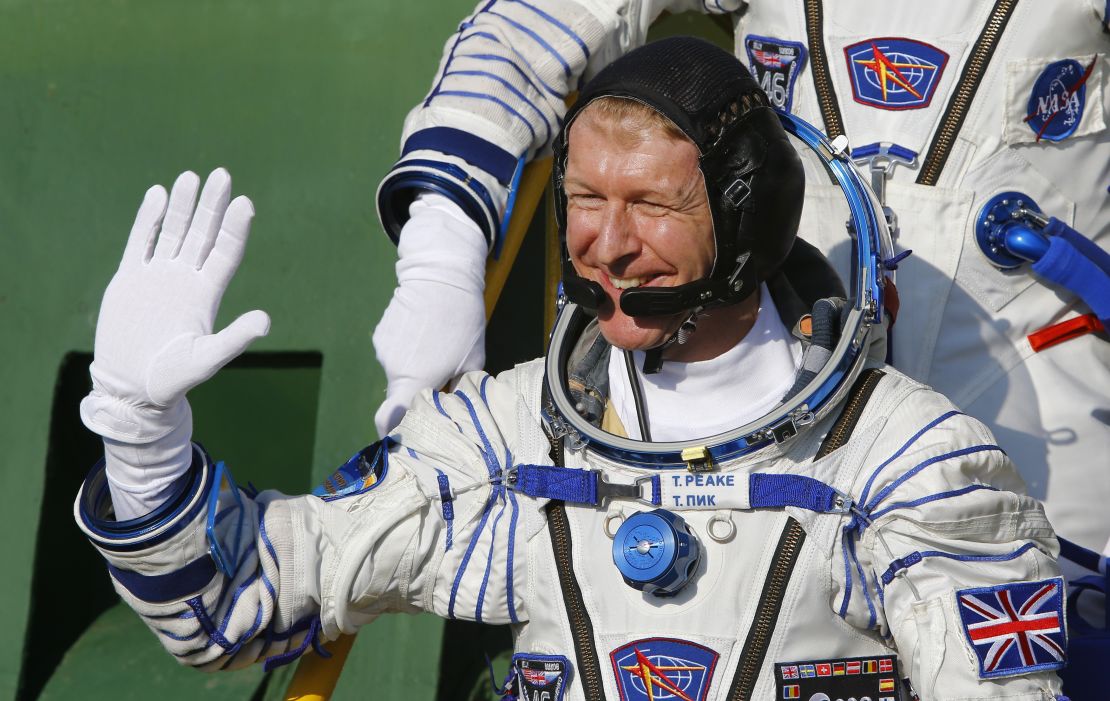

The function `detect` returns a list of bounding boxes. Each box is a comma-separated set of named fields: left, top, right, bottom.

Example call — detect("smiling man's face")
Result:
left=564, top=106, right=715, bottom=352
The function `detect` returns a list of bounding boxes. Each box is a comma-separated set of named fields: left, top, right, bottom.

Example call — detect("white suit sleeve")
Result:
left=375, top=0, right=743, bottom=250
left=73, top=370, right=531, bottom=671
left=832, top=384, right=1063, bottom=700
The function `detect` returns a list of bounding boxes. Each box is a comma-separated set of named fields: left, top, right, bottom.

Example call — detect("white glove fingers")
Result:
left=153, top=171, right=200, bottom=260
left=122, top=185, right=168, bottom=266
left=195, top=309, right=271, bottom=371
left=180, top=168, right=232, bottom=269
left=204, top=195, right=255, bottom=288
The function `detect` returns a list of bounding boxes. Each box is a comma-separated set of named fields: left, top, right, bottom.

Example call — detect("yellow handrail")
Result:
left=484, top=158, right=554, bottom=319
left=282, top=633, right=355, bottom=701
left=284, top=157, right=553, bottom=701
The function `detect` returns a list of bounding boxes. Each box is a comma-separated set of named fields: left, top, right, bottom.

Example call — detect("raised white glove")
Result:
left=81, top=169, right=269, bottom=518
left=372, top=194, right=487, bottom=436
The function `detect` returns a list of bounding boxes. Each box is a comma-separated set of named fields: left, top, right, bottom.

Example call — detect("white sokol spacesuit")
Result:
left=374, top=0, right=1110, bottom=559
left=77, top=39, right=1067, bottom=701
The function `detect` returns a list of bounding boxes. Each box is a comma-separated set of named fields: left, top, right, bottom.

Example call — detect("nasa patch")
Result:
left=844, top=38, right=948, bottom=110
left=1025, top=58, right=1094, bottom=141
left=1005, top=54, right=1105, bottom=145
left=512, top=653, right=570, bottom=701
left=775, top=655, right=900, bottom=700
left=610, top=638, right=718, bottom=701
left=745, top=35, right=808, bottom=113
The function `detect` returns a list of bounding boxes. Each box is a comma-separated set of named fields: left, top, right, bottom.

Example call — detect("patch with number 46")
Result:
left=745, top=35, right=808, bottom=113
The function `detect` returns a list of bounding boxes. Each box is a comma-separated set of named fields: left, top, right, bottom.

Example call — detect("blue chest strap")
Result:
left=506, top=464, right=851, bottom=514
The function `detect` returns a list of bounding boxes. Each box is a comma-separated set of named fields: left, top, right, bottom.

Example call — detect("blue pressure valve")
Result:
left=975, top=191, right=1051, bottom=269
left=612, top=509, right=701, bottom=597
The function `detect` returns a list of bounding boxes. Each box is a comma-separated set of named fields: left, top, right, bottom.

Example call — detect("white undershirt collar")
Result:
left=608, top=284, right=802, bottom=442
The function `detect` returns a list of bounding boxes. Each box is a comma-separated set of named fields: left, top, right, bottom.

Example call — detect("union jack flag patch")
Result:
left=956, top=577, right=1067, bottom=679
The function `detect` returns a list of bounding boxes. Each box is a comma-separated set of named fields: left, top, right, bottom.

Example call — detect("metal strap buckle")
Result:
left=851, top=142, right=917, bottom=238
left=596, top=473, right=654, bottom=505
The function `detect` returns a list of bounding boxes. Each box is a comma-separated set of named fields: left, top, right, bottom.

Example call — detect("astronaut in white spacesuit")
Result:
left=77, top=38, right=1068, bottom=701
left=373, top=0, right=1110, bottom=563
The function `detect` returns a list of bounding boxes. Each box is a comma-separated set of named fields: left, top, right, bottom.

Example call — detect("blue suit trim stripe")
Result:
left=403, top=126, right=520, bottom=185
left=505, top=488, right=521, bottom=623
left=506, top=0, right=589, bottom=59
left=428, top=90, right=538, bottom=144
left=452, top=388, right=503, bottom=478
left=838, top=535, right=854, bottom=618
left=447, top=489, right=500, bottom=619
left=258, top=504, right=278, bottom=563
left=881, top=542, right=1039, bottom=587
left=867, top=483, right=1000, bottom=523
left=187, top=597, right=234, bottom=650
left=255, top=505, right=279, bottom=603
left=425, top=0, right=500, bottom=106
left=432, top=390, right=450, bottom=419
left=858, top=410, right=963, bottom=507
left=157, top=626, right=203, bottom=642
left=432, top=391, right=469, bottom=437
left=216, top=566, right=261, bottom=635
left=866, top=444, right=1003, bottom=512
left=457, top=50, right=565, bottom=100
left=260, top=570, right=276, bottom=602
left=443, top=69, right=553, bottom=140
left=475, top=491, right=508, bottom=623
left=107, top=555, right=218, bottom=604
left=849, top=536, right=877, bottom=628
left=487, top=10, right=571, bottom=78
left=916, top=542, right=1038, bottom=566
left=425, top=29, right=467, bottom=106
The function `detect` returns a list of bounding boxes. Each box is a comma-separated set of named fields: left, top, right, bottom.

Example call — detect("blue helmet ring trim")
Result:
left=78, top=443, right=214, bottom=552
left=781, top=113, right=888, bottom=323
left=542, top=111, right=890, bottom=469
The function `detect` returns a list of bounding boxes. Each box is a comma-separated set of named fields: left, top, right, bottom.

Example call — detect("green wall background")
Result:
left=0, top=2, right=728, bottom=699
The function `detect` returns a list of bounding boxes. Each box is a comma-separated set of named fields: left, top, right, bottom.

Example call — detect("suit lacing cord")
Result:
left=847, top=504, right=924, bottom=601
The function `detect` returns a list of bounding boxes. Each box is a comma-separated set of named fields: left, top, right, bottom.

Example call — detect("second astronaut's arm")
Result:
left=377, top=0, right=747, bottom=249
left=372, top=0, right=747, bottom=436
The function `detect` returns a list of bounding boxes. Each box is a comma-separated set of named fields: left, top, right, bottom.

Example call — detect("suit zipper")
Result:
left=546, top=432, right=606, bottom=700
left=726, top=369, right=885, bottom=701
left=815, top=369, right=884, bottom=459
left=804, top=0, right=1018, bottom=187
left=804, top=0, right=845, bottom=140
left=546, top=372, right=884, bottom=700
left=916, top=0, right=1020, bottom=185
left=726, top=519, right=807, bottom=701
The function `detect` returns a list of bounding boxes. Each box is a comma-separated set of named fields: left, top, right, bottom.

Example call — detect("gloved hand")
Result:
left=372, top=193, right=487, bottom=437
left=81, top=168, right=270, bottom=445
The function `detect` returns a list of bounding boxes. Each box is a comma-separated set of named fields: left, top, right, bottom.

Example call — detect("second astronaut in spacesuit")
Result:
left=76, top=38, right=1066, bottom=701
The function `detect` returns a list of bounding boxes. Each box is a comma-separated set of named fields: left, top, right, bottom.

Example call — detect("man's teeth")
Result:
left=610, top=276, right=647, bottom=290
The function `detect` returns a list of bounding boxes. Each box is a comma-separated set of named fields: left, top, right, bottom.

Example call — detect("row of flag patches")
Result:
left=781, top=656, right=894, bottom=679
